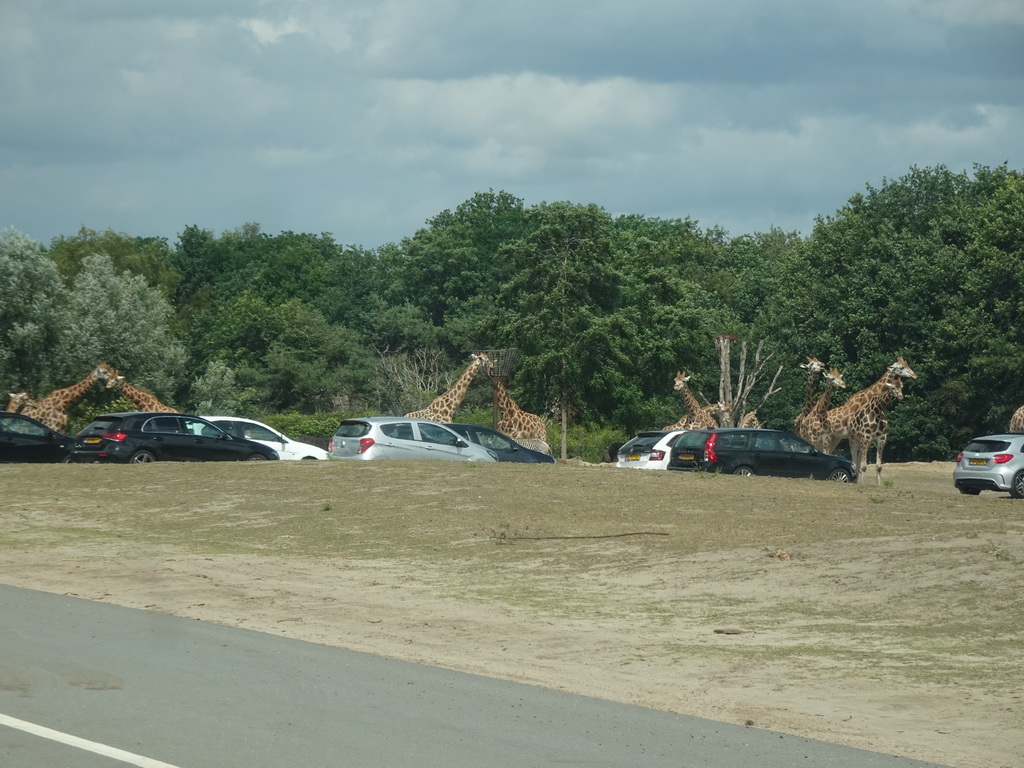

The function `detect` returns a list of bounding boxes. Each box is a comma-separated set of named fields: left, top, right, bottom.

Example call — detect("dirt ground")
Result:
left=1, top=460, right=1022, bottom=768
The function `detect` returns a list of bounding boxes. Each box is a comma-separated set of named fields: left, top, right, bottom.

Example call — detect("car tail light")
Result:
left=704, top=433, right=718, bottom=463
left=101, top=432, right=128, bottom=442
left=955, top=452, right=963, bottom=462
left=650, top=449, right=665, bottom=462
left=358, top=437, right=375, bottom=454
left=994, top=453, right=1014, bottom=464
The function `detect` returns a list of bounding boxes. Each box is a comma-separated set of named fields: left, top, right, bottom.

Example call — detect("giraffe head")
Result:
left=824, top=367, right=847, bottom=389
left=97, top=362, right=123, bottom=390
left=673, top=371, right=691, bottom=391
left=800, top=357, right=826, bottom=373
left=7, top=390, right=32, bottom=412
left=888, top=356, right=917, bottom=379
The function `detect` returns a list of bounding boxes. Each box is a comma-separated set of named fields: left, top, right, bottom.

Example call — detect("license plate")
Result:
left=84, top=437, right=101, bottom=444
left=679, top=452, right=695, bottom=461
left=627, top=454, right=641, bottom=461
left=969, top=458, right=987, bottom=466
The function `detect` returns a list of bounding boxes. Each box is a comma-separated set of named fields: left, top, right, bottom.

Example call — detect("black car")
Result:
left=445, top=423, right=556, bottom=464
left=0, top=411, right=75, bottom=463
left=70, top=412, right=280, bottom=463
left=669, top=428, right=856, bottom=482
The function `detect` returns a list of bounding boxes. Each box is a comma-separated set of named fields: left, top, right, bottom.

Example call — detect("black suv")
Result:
left=669, top=428, right=856, bottom=482
left=70, top=412, right=280, bottom=463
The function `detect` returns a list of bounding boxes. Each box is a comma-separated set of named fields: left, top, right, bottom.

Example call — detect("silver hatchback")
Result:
left=953, top=434, right=1024, bottom=497
left=329, top=417, right=497, bottom=462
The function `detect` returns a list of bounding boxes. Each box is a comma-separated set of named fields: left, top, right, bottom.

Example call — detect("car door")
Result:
left=415, top=422, right=471, bottom=461
left=376, top=421, right=420, bottom=459
left=219, top=419, right=288, bottom=458
left=0, top=414, right=62, bottom=463
left=180, top=417, right=244, bottom=461
left=775, top=432, right=827, bottom=478
left=747, top=431, right=791, bottom=476
left=139, top=416, right=192, bottom=460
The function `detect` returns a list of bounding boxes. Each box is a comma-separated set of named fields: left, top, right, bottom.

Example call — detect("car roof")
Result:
left=94, top=411, right=183, bottom=418
left=343, top=416, right=448, bottom=424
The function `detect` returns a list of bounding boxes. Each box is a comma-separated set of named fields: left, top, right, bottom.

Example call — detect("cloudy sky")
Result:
left=2, top=1, right=1022, bottom=250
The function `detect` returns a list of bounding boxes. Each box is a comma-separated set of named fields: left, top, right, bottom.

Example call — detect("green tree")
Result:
left=48, top=227, right=180, bottom=300
left=59, top=252, right=185, bottom=398
left=0, top=228, right=68, bottom=393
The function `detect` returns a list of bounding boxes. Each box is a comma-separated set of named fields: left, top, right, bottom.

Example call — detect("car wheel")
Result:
left=246, top=454, right=268, bottom=461
left=732, top=466, right=755, bottom=476
left=129, top=450, right=156, bottom=464
left=958, top=487, right=981, bottom=495
left=1010, top=471, right=1024, bottom=499
left=827, top=468, right=852, bottom=483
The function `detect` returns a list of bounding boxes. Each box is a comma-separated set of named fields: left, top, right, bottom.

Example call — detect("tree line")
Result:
left=1, top=163, right=1021, bottom=461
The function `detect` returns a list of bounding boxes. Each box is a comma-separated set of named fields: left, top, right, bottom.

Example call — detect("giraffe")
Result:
left=798, top=366, right=847, bottom=447
left=738, top=410, right=763, bottom=429
left=404, top=352, right=492, bottom=423
left=1010, top=405, right=1024, bottom=433
left=5, top=390, right=34, bottom=413
left=848, top=378, right=905, bottom=485
left=20, top=366, right=106, bottom=432
left=98, top=362, right=178, bottom=413
left=794, top=357, right=827, bottom=436
left=663, top=371, right=717, bottom=430
left=486, top=374, right=550, bottom=453
left=819, top=357, right=917, bottom=458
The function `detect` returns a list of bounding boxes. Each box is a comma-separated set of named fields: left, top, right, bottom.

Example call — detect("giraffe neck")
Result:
left=681, top=385, right=703, bottom=418
left=40, top=372, right=98, bottom=408
left=490, top=377, right=519, bottom=417
left=797, top=369, right=820, bottom=423
left=116, top=378, right=156, bottom=408
left=809, top=379, right=837, bottom=419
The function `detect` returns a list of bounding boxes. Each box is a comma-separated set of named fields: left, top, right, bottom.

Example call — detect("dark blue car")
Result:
left=445, top=423, right=555, bottom=464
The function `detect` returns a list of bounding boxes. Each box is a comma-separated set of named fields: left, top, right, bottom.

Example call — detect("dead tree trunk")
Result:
left=714, top=335, right=783, bottom=427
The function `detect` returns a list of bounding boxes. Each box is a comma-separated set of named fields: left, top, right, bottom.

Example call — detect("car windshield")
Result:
left=622, top=432, right=666, bottom=452
left=336, top=421, right=370, bottom=438
left=81, top=418, right=122, bottom=435
left=677, top=431, right=711, bottom=449
left=964, top=439, right=1011, bottom=453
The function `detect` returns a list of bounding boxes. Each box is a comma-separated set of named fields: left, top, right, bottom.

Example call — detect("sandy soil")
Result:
left=2, top=461, right=1022, bottom=768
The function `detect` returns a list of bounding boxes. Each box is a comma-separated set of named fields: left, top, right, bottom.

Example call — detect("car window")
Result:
left=380, top=422, right=414, bottom=440
left=239, top=423, right=278, bottom=441
left=717, top=432, right=749, bottom=450
left=476, top=429, right=513, bottom=451
left=677, top=431, right=711, bottom=449
left=622, top=433, right=664, bottom=452
left=778, top=434, right=814, bottom=453
left=1, top=415, right=46, bottom=435
left=418, top=423, right=459, bottom=446
left=81, top=418, right=121, bottom=435
left=964, top=439, right=1011, bottom=453
left=143, top=416, right=183, bottom=433
left=752, top=432, right=779, bottom=451
left=182, top=418, right=223, bottom=437
left=336, top=421, right=371, bottom=438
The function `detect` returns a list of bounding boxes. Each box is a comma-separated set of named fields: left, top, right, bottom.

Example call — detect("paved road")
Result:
left=0, top=584, right=948, bottom=767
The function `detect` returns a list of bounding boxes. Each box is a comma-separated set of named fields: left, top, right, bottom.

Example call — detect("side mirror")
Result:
left=455, top=438, right=469, bottom=448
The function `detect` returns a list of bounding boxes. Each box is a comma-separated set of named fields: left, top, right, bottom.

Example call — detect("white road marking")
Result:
left=0, top=712, right=183, bottom=768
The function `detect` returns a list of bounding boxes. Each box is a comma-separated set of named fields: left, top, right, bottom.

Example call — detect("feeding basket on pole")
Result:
left=475, top=349, right=519, bottom=429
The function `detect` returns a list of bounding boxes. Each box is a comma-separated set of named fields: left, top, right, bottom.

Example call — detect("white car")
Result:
left=202, top=416, right=329, bottom=460
left=617, top=429, right=688, bottom=470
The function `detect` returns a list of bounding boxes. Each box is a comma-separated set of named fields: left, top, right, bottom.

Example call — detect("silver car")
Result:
left=953, top=434, right=1024, bottom=497
left=329, top=417, right=498, bottom=462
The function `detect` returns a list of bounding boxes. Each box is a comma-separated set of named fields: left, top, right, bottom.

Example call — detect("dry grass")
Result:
left=2, top=459, right=1023, bottom=766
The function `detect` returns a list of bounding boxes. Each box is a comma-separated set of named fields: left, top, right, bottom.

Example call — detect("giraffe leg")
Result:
left=874, top=433, right=887, bottom=486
